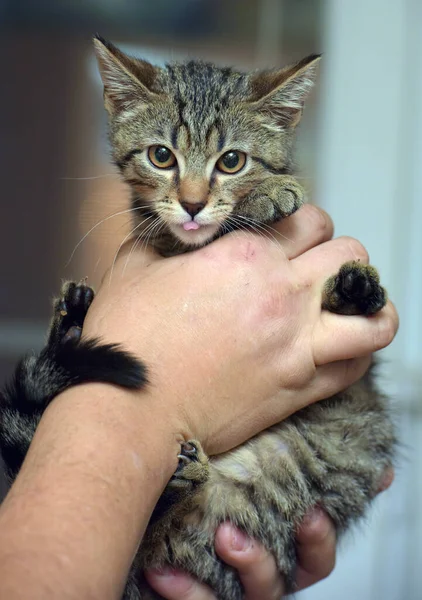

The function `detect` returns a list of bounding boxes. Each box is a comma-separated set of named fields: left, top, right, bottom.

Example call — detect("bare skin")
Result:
left=0, top=205, right=398, bottom=599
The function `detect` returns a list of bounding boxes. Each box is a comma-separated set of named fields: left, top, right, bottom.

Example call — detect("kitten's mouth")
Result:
left=183, top=221, right=200, bottom=231
left=169, top=221, right=220, bottom=246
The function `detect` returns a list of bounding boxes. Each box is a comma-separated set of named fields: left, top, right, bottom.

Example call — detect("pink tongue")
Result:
left=183, top=221, right=200, bottom=231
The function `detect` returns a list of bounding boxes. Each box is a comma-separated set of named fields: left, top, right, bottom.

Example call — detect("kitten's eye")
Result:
left=216, top=150, right=246, bottom=174
left=148, top=145, right=176, bottom=169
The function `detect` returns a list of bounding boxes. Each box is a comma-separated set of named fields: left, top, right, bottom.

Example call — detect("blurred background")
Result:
left=0, top=1, right=420, bottom=598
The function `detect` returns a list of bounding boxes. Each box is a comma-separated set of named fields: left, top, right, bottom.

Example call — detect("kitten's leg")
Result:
left=150, top=440, right=209, bottom=523
left=0, top=280, right=145, bottom=483
left=234, top=175, right=305, bottom=223
left=130, top=442, right=210, bottom=599
left=322, top=260, right=387, bottom=316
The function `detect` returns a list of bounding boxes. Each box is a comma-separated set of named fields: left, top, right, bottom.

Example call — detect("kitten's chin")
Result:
left=168, top=223, right=220, bottom=247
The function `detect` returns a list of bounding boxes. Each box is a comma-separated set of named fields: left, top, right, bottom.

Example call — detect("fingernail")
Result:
left=301, top=507, right=324, bottom=527
left=231, top=528, right=252, bottom=551
left=148, top=566, right=178, bottom=579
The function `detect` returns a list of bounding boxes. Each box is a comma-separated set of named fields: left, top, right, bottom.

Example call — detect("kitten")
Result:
left=0, top=37, right=396, bottom=600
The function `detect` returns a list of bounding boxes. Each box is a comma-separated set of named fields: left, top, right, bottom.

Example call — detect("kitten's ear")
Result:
left=93, top=35, right=159, bottom=115
left=249, top=54, right=320, bottom=129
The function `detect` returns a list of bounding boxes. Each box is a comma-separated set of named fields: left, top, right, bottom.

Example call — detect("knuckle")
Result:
left=259, top=280, right=298, bottom=321
left=372, top=314, right=396, bottom=350
left=386, top=300, right=400, bottom=332
left=338, top=236, right=369, bottom=263
left=304, top=204, right=333, bottom=237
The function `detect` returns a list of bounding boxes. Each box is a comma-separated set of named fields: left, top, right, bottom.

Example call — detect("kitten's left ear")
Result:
left=93, top=35, right=160, bottom=115
left=249, top=54, right=321, bottom=129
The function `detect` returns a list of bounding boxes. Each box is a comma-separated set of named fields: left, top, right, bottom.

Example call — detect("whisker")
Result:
left=231, top=214, right=294, bottom=249
left=65, top=205, right=154, bottom=268
left=60, top=174, right=118, bottom=181
left=225, top=217, right=269, bottom=250
left=108, top=217, right=155, bottom=286
left=93, top=256, right=102, bottom=274
left=226, top=215, right=287, bottom=259
left=123, top=219, right=167, bottom=274
left=122, top=217, right=163, bottom=275
left=140, top=220, right=166, bottom=257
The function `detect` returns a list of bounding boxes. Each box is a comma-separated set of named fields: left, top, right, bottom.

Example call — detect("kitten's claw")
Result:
left=177, top=454, right=192, bottom=465
left=171, top=440, right=209, bottom=486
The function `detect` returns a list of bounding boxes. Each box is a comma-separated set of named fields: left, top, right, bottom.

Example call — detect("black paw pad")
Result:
left=51, top=280, right=95, bottom=344
left=341, top=269, right=374, bottom=299
left=59, top=281, right=94, bottom=323
left=323, top=261, right=387, bottom=316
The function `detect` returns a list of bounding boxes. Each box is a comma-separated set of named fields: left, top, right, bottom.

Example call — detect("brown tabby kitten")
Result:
left=0, top=37, right=396, bottom=600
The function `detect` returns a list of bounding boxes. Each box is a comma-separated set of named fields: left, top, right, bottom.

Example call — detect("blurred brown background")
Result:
left=0, top=1, right=421, bottom=598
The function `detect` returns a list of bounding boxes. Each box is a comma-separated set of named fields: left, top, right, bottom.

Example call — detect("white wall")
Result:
left=317, top=0, right=422, bottom=377
left=299, top=1, right=422, bottom=598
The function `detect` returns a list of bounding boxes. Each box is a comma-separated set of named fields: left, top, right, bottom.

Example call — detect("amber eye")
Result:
left=148, top=145, right=176, bottom=169
left=216, top=150, right=246, bottom=174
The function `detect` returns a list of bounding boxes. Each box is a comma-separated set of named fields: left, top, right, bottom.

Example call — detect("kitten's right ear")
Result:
left=93, top=35, right=159, bottom=115
left=248, top=54, right=320, bottom=129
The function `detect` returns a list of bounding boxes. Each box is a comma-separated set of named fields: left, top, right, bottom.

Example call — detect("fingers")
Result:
left=310, top=356, right=372, bottom=402
left=378, top=466, right=395, bottom=493
left=295, top=466, right=394, bottom=593
left=313, top=300, right=399, bottom=365
left=145, top=523, right=285, bottom=600
left=214, top=523, right=285, bottom=600
left=294, top=236, right=370, bottom=282
left=215, top=205, right=334, bottom=262
left=271, top=205, right=334, bottom=259
left=295, top=508, right=336, bottom=591
left=145, top=567, right=217, bottom=600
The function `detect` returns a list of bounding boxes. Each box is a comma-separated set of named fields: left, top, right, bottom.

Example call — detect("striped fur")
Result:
left=94, top=36, right=318, bottom=253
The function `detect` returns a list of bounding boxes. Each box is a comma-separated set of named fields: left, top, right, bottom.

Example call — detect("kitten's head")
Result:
left=94, top=36, right=319, bottom=250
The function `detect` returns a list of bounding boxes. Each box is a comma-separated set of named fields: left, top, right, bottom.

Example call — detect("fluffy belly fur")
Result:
left=133, top=371, right=394, bottom=600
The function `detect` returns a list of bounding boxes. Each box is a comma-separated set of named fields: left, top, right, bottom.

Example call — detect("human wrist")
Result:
left=0, top=383, right=182, bottom=600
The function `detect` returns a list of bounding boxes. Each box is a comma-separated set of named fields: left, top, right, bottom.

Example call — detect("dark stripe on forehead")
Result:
left=171, top=126, right=178, bottom=150
left=169, top=70, right=191, bottom=147
left=116, top=149, right=142, bottom=170
left=204, top=125, right=213, bottom=145
left=217, top=127, right=226, bottom=152
left=251, top=156, right=292, bottom=175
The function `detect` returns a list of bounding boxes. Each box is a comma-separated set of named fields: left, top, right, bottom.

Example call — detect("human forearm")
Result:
left=0, top=383, right=180, bottom=600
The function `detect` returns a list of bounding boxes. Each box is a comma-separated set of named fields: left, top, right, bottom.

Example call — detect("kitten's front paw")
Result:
left=235, top=176, right=305, bottom=225
left=149, top=441, right=209, bottom=524
left=48, top=280, right=95, bottom=345
left=323, top=261, right=387, bottom=316
left=170, top=440, right=210, bottom=490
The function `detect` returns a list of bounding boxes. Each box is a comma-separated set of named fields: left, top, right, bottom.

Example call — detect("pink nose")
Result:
left=180, top=201, right=206, bottom=218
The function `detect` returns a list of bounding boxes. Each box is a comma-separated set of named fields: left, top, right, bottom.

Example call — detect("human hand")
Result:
left=146, top=468, right=394, bottom=599
left=82, top=204, right=398, bottom=455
